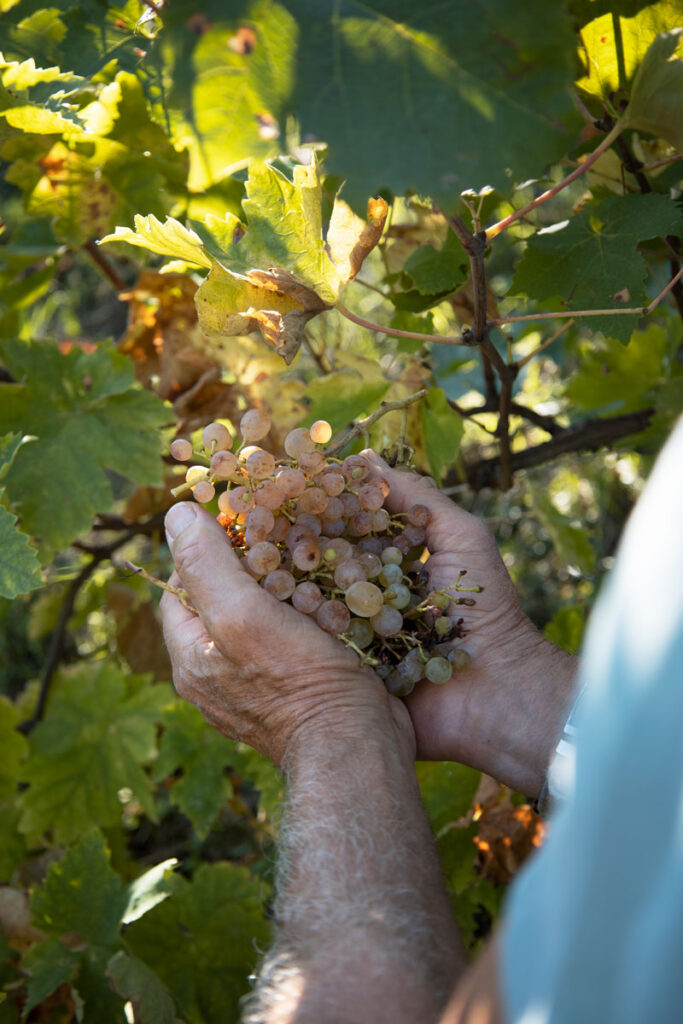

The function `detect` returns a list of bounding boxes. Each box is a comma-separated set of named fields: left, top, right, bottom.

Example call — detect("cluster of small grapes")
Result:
left=169, top=411, right=479, bottom=697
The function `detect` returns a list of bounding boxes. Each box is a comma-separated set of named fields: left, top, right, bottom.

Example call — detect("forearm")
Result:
left=243, top=706, right=466, bottom=1024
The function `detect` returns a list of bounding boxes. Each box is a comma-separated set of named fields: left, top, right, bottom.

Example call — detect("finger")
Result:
left=164, top=502, right=263, bottom=638
left=360, top=451, right=492, bottom=557
left=160, top=584, right=213, bottom=667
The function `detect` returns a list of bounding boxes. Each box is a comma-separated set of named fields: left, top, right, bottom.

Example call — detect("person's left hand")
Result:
left=160, top=501, right=413, bottom=769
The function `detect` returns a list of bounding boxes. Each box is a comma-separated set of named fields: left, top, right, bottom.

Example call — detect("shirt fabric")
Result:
left=502, top=418, right=683, bottom=1024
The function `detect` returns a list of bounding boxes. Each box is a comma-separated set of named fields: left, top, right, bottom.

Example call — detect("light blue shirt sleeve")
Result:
left=502, top=418, right=683, bottom=1024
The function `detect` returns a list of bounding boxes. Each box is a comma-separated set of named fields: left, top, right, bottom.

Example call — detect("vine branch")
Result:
left=485, top=120, right=624, bottom=240
left=488, top=268, right=683, bottom=326
left=335, top=302, right=463, bottom=346
left=84, top=239, right=126, bottom=293
left=19, top=532, right=136, bottom=734
left=468, top=407, right=655, bottom=489
left=324, top=390, right=428, bottom=457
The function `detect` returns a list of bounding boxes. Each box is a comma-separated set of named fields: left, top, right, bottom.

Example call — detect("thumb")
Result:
left=164, top=502, right=259, bottom=636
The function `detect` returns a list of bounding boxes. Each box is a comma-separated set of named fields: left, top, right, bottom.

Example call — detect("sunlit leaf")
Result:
left=623, top=29, right=683, bottom=151
left=421, top=386, right=464, bottom=481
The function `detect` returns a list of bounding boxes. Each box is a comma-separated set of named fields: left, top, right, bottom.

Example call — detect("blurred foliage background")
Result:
left=0, top=1, right=681, bottom=1020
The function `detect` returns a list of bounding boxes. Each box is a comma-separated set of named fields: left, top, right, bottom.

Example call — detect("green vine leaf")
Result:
left=285, top=0, right=580, bottom=206
left=0, top=432, right=41, bottom=598
left=421, top=387, right=464, bottom=482
left=511, top=193, right=683, bottom=342
left=0, top=341, right=169, bottom=551
left=107, top=952, right=182, bottom=1024
left=19, top=665, right=173, bottom=844
left=153, top=702, right=236, bottom=840
left=0, top=695, right=28, bottom=801
left=30, top=830, right=128, bottom=946
left=21, top=938, right=80, bottom=1019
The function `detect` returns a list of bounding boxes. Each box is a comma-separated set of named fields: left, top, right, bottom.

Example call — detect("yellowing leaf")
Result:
left=327, top=196, right=388, bottom=282
left=100, top=214, right=212, bottom=269
left=195, top=263, right=326, bottom=364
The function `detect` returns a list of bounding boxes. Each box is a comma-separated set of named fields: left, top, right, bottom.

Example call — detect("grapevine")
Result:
left=159, top=410, right=483, bottom=697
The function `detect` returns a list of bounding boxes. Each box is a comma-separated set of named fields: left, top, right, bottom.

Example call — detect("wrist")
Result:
left=467, top=626, right=578, bottom=796
left=282, top=684, right=416, bottom=775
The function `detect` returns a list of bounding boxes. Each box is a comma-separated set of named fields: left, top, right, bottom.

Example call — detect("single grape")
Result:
left=276, top=467, right=307, bottom=498
left=383, top=583, right=411, bottom=610
left=318, top=472, right=345, bottom=496
left=211, top=450, right=238, bottom=479
left=254, top=479, right=285, bottom=510
left=428, top=592, right=450, bottom=611
left=393, top=534, right=414, bottom=554
left=407, top=504, right=431, bottom=528
left=240, top=408, right=271, bottom=442
left=295, top=512, right=323, bottom=536
left=263, top=569, right=296, bottom=600
left=324, top=518, right=346, bottom=537
left=310, top=419, right=332, bottom=444
left=292, top=539, right=321, bottom=571
left=357, top=484, right=384, bottom=511
left=298, top=450, right=326, bottom=475
left=347, top=617, right=374, bottom=649
left=434, top=615, right=452, bottom=637
left=202, top=422, right=232, bottom=451
left=370, top=605, right=403, bottom=637
left=381, top=546, right=403, bottom=566
left=170, top=438, right=193, bottom=461
left=378, top=563, right=403, bottom=587
left=246, top=506, right=275, bottom=538
left=193, top=480, right=215, bottom=504
left=322, top=538, right=353, bottom=564
left=403, top=523, right=426, bottom=546
left=341, top=455, right=369, bottom=481
left=375, top=477, right=391, bottom=498
left=424, top=657, right=453, bottom=684
left=292, top=581, right=322, bottom=614
left=384, top=671, right=416, bottom=697
left=315, top=599, right=351, bottom=635
left=285, top=524, right=316, bottom=551
left=357, top=551, right=382, bottom=579
left=321, top=496, right=344, bottom=522
left=246, top=449, right=276, bottom=480
left=186, top=465, right=207, bottom=486
left=339, top=492, right=360, bottom=517
left=297, top=487, right=328, bottom=515
left=284, top=427, right=315, bottom=458
left=397, top=648, right=425, bottom=684
left=348, top=510, right=374, bottom=536
left=246, top=541, right=281, bottom=576
left=269, top=516, right=290, bottom=543
left=334, top=560, right=366, bottom=590
left=371, top=509, right=391, bottom=532
left=228, top=486, right=255, bottom=513
left=450, top=648, right=471, bottom=672
left=344, top=581, right=384, bottom=618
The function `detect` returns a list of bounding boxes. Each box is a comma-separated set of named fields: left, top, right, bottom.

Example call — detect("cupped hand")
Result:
left=364, top=454, right=578, bottom=797
left=160, top=501, right=414, bottom=770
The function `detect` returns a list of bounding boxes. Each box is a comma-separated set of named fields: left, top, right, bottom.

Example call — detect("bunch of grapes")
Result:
left=169, top=411, right=480, bottom=697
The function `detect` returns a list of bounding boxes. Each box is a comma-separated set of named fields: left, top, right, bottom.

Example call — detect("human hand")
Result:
left=160, top=501, right=414, bottom=770
left=364, top=453, right=578, bottom=797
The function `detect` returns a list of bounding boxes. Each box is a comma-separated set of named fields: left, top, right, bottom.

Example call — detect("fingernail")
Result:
left=165, top=502, right=198, bottom=544
left=361, top=448, right=390, bottom=469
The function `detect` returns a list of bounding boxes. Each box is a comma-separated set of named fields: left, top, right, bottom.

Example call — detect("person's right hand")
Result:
left=365, top=453, right=578, bottom=798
